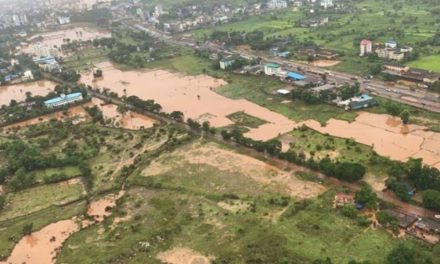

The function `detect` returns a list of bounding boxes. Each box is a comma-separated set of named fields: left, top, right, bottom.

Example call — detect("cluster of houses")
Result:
left=334, top=193, right=440, bottom=245
left=0, top=58, right=34, bottom=85
left=360, top=39, right=414, bottom=61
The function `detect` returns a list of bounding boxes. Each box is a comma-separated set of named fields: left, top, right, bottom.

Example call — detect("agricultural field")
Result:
left=408, top=55, right=440, bottom=72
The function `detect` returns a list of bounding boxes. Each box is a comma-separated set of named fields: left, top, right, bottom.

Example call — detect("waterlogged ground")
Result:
left=0, top=80, right=56, bottom=107
left=81, top=62, right=296, bottom=141
left=305, top=112, right=440, bottom=169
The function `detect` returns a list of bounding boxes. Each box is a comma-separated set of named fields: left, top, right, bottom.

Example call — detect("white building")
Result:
left=359, top=39, right=373, bottom=56
left=320, top=0, right=333, bottom=8
left=264, top=63, right=282, bottom=76
left=44, top=93, right=84, bottom=108
left=267, top=0, right=288, bottom=10
left=58, top=16, right=71, bottom=25
left=22, top=70, right=34, bottom=81
left=385, top=40, right=397, bottom=49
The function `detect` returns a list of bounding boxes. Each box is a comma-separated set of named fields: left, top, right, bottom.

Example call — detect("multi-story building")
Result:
left=266, top=0, right=288, bottom=10
left=359, top=39, right=373, bottom=56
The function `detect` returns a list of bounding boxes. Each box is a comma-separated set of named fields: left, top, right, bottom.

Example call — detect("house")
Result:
left=58, top=16, right=70, bottom=25
left=266, top=0, right=288, bottom=10
left=385, top=40, right=397, bottom=49
left=44, top=93, right=84, bottom=108
left=310, top=84, right=337, bottom=94
left=264, top=63, right=282, bottom=76
left=385, top=209, right=418, bottom=229
left=276, top=89, right=291, bottom=95
left=359, top=39, right=373, bottom=56
left=300, top=17, right=329, bottom=28
left=219, top=56, right=235, bottom=70
left=22, top=70, right=34, bottom=81
left=333, top=193, right=354, bottom=208
left=375, top=47, right=405, bottom=61
left=286, top=72, right=306, bottom=81
left=320, top=0, right=333, bottom=8
left=337, top=94, right=377, bottom=110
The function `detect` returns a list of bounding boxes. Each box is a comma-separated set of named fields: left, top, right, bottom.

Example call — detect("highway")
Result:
left=127, top=21, right=440, bottom=113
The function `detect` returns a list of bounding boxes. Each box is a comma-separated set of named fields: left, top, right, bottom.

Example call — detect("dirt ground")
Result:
left=310, top=60, right=341, bottom=67
left=157, top=247, right=213, bottom=264
left=143, top=141, right=325, bottom=199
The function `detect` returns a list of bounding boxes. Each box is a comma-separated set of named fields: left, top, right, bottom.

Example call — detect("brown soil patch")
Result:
left=143, top=142, right=325, bottom=199
left=217, top=200, right=251, bottom=213
left=310, top=60, right=340, bottom=67
left=157, top=247, right=213, bottom=264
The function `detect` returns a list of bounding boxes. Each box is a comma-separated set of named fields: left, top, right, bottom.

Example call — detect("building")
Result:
left=286, top=72, right=306, bottom=81
left=375, top=47, right=405, bottom=61
left=385, top=40, right=397, bottom=49
left=22, top=70, right=34, bottom=81
left=337, top=94, right=377, bottom=110
left=58, top=16, right=71, bottom=25
left=385, top=209, right=418, bottom=229
left=276, top=89, right=291, bottom=95
left=264, top=63, right=282, bottom=76
left=310, top=84, right=337, bottom=94
left=320, top=0, right=333, bottom=8
left=300, top=17, right=329, bottom=28
left=266, top=0, right=288, bottom=10
left=33, top=56, right=61, bottom=72
left=382, top=64, right=440, bottom=84
left=44, top=93, right=84, bottom=108
left=359, top=39, right=373, bottom=56
left=219, top=56, right=235, bottom=70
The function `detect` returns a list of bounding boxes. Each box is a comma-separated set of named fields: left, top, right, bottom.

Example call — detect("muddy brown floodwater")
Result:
left=2, top=98, right=156, bottom=131
left=23, top=27, right=111, bottom=56
left=304, top=112, right=440, bottom=169
left=81, top=62, right=296, bottom=141
left=0, top=80, right=56, bottom=107
left=0, top=191, right=124, bottom=264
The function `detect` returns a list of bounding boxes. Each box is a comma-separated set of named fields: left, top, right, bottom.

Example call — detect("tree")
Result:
left=422, top=189, right=440, bottom=211
left=0, top=195, right=5, bottom=210
left=22, top=223, right=34, bottom=236
left=202, top=121, right=211, bottom=132
left=387, top=244, right=416, bottom=264
left=400, top=110, right=410, bottom=124
left=355, top=185, right=377, bottom=209
left=170, top=111, right=184, bottom=122
left=334, top=162, right=366, bottom=182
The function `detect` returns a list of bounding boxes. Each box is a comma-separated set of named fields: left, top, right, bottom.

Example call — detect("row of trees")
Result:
left=221, top=128, right=366, bottom=182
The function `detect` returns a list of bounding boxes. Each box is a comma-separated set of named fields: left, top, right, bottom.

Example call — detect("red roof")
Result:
left=360, top=39, right=372, bottom=45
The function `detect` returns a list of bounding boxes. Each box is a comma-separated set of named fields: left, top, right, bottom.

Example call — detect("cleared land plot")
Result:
left=226, top=111, right=268, bottom=128
left=0, top=180, right=86, bottom=221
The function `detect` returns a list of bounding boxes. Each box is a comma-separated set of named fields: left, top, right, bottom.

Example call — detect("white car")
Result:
left=435, top=214, right=440, bottom=219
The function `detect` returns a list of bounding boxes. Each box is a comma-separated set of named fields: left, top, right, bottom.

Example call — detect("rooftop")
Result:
left=287, top=72, right=306, bottom=80
left=265, top=63, right=280, bottom=68
left=44, top=92, right=83, bottom=105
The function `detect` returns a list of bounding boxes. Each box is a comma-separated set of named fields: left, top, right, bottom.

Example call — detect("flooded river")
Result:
left=305, top=112, right=440, bottom=169
left=0, top=80, right=56, bottom=107
left=81, top=62, right=296, bottom=141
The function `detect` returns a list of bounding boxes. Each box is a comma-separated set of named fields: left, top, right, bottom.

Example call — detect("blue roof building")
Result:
left=44, top=93, right=84, bottom=108
left=287, top=72, right=306, bottom=81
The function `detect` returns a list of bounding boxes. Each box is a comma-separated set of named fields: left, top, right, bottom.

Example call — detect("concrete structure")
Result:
left=33, top=44, right=59, bottom=58
left=267, top=0, right=288, bottom=10
left=385, top=40, right=397, bottom=49
left=219, top=57, right=235, bottom=70
left=375, top=47, right=405, bottom=61
left=286, top=72, right=306, bottom=81
left=264, top=63, right=282, bottom=76
left=33, top=56, right=61, bottom=72
left=22, top=70, right=34, bottom=81
left=359, top=39, right=373, bottom=56
left=383, top=65, right=440, bottom=84
left=337, top=94, right=377, bottom=110
left=44, top=93, right=84, bottom=108
left=320, top=0, right=333, bottom=8
left=300, top=17, right=329, bottom=28
left=276, top=89, right=291, bottom=95
left=58, top=16, right=70, bottom=25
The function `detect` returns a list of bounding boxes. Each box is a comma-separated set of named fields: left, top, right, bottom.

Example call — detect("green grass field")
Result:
left=408, top=55, right=440, bottom=72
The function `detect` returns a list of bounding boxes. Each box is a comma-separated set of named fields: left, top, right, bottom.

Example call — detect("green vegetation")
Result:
left=408, top=55, right=440, bottom=72
left=226, top=111, right=268, bottom=128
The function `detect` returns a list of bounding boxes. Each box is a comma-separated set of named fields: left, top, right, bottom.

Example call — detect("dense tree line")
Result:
left=221, top=128, right=366, bottom=182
